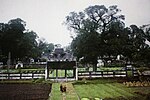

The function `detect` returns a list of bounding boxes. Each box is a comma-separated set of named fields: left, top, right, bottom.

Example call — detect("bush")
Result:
left=123, top=81, right=150, bottom=87
left=33, top=78, right=45, bottom=83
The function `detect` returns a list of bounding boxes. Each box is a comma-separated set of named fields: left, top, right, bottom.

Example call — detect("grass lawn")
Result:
left=49, top=83, right=62, bottom=100
left=73, top=79, right=150, bottom=100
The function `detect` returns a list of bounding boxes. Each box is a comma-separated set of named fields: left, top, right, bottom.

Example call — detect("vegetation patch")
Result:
left=73, top=79, right=150, bottom=100
left=49, top=82, right=79, bottom=100
left=49, top=83, right=62, bottom=100
left=123, top=81, right=150, bottom=87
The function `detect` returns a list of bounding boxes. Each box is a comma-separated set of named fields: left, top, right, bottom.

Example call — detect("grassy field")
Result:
left=48, top=79, right=150, bottom=100
left=73, top=79, right=150, bottom=100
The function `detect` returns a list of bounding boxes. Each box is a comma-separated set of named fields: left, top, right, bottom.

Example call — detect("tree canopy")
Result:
left=65, top=5, right=150, bottom=70
left=0, top=18, right=54, bottom=64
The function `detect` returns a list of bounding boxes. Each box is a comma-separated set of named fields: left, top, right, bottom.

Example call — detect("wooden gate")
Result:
left=45, top=61, right=77, bottom=80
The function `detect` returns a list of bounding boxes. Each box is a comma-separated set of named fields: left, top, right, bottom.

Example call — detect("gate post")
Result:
left=45, top=63, right=48, bottom=80
left=56, top=69, right=58, bottom=79
left=65, top=69, right=67, bottom=78
left=76, top=62, right=78, bottom=80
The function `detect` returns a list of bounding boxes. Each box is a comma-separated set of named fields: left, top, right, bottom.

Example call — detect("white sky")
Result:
left=0, top=0, right=150, bottom=46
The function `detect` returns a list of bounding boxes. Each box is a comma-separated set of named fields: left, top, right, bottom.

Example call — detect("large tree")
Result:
left=124, top=25, right=150, bottom=66
left=0, top=18, right=27, bottom=62
left=65, top=5, right=125, bottom=71
left=0, top=18, right=39, bottom=64
left=101, top=21, right=127, bottom=63
left=37, top=38, right=54, bottom=57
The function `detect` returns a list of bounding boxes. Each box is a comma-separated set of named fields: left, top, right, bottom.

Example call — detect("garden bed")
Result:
left=0, top=82, right=51, bottom=100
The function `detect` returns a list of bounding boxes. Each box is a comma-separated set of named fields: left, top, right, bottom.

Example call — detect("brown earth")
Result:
left=0, top=83, right=51, bottom=100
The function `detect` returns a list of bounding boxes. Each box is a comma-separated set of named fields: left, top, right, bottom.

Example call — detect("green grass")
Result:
left=78, top=67, right=123, bottom=72
left=73, top=79, right=150, bottom=100
left=99, top=67, right=123, bottom=71
left=65, top=83, right=79, bottom=100
left=49, top=83, right=62, bottom=100
left=49, top=82, right=79, bottom=100
left=0, top=68, right=45, bottom=73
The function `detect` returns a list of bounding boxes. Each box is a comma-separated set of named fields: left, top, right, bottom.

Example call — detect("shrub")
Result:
left=33, top=78, right=45, bottom=83
left=123, top=81, right=150, bottom=87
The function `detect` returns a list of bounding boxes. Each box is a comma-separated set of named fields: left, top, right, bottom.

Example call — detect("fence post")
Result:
left=113, top=71, right=115, bottom=77
left=45, top=64, right=48, bottom=79
left=32, top=73, right=34, bottom=79
left=89, top=71, right=91, bottom=79
left=20, top=73, right=22, bottom=79
left=8, top=73, right=10, bottom=79
left=101, top=71, right=103, bottom=77
left=56, top=69, right=58, bottom=79
left=132, top=67, right=134, bottom=77
left=65, top=69, right=67, bottom=78
left=126, top=70, right=128, bottom=77
left=76, top=67, right=78, bottom=80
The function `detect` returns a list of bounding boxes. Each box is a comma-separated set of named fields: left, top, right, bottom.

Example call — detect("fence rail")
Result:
left=0, top=69, right=139, bottom=79
left=78, top=70, right=138, bottom=78
left=0, top=71, right=45, bottom=79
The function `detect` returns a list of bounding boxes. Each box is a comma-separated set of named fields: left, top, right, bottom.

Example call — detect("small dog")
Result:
left=60, top=84, right=66, bottom=92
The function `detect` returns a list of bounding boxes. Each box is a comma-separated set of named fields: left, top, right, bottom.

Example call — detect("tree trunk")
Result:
left=93, top=63, right=97, bottom=72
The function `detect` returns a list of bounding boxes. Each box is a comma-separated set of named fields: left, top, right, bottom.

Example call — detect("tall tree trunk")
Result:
left=93, top=63, right=97, bottom=72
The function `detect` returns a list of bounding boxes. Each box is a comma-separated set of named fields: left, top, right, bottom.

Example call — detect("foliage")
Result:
left=65, top=5, right=125, bottom=71
left=32, top=78, right=45, bottom=83
left=0, top=18, right=54, bottom=64
left=65, top=5, right=150, bottom=69
left=37, top=38, right=54, bottom=57
left=0, top=18, right=38, bottom=63
left=123, top=81, right=150, bottom=87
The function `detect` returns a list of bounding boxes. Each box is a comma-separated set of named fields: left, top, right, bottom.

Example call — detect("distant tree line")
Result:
left=0, top=18, right=54, bottom=64
left=64, top=5, right=150, bottom=70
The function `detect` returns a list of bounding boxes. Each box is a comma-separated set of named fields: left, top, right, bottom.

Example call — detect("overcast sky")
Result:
left=0, top=0, right=150, bottom=46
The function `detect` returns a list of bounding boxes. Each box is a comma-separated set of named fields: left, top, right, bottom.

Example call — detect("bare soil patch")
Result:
left=0, top=83, right=51, bottom=100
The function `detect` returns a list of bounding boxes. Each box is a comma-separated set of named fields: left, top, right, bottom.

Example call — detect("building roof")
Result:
left=54, top=48, right=64, bottom=54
